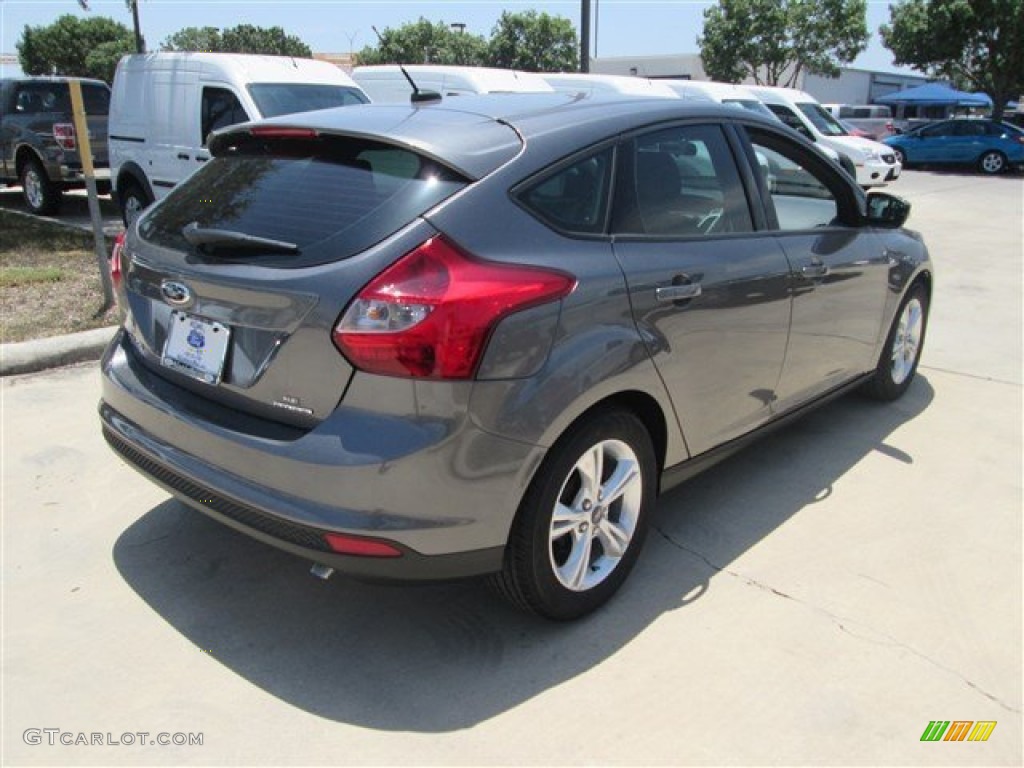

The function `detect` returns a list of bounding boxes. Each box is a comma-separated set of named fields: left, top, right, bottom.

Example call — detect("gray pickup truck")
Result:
left=0, top=77, right=111, bottom=215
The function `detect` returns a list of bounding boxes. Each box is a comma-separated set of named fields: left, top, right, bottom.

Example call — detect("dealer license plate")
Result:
left=162, top=311, right=230, bottom=385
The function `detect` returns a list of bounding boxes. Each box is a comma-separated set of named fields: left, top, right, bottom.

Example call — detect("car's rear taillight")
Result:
left=333, top=235, right=575, bottom=380
left=53, top=123, right=76, bottom=151
left=110, top=231, right=126, bottom=291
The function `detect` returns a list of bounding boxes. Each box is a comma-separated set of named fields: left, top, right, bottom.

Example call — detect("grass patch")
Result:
left=1, top=210, right=119, bottom=343
left=0, top=266, right=67, bottom=287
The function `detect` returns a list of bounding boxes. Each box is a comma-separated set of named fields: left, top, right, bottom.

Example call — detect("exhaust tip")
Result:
left=310, top=563, right=335, bottom=580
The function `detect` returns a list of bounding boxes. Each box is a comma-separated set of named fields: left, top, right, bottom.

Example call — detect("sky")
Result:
left=0, top=0, right=916, bottom=76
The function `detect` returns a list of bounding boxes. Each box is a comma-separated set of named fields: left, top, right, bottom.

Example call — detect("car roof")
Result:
left=210, top=92, right=772, bottom=179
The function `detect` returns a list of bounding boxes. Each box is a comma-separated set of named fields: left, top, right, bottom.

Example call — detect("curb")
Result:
left=0, top=326, right=118, bottom=377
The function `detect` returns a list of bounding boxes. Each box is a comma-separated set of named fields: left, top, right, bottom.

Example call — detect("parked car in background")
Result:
left=822, top=103, right=895, bottom=140
left=750, top=86, right=901, bottom=186
left=352, top=65, right=553, bottom=103
left=541, top=72, right=681, bottom=99
left=883, top=118, right=1024, bottom=174
left=0, top=76, right=110, bottom=215
left=109, top=52, right=368, bottom=225
left=100, top=93, right=932, bottom=620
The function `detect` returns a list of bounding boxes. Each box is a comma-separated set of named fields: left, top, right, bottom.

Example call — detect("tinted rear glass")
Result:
left=247, top=84, right=368, bottom=118
left=13, top=82, right=110, bottom=115
left=139, top=135, right=466, bottom=267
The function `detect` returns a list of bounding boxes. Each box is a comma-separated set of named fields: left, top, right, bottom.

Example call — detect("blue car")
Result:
left=884, top=119, right=1024, bottom=174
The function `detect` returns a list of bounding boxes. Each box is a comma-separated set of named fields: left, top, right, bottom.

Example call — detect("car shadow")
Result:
left=112, top=377, right=934, bottom=732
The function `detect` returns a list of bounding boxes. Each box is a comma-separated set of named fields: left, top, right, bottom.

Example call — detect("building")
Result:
left=591, top=54, right=929, bottom=105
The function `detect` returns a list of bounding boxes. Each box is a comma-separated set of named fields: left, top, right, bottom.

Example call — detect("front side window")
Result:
left=613, top=124, right=752, bottom=237
left=748, top=133, right=839, bottom=231
left=201, top=87, right=250, bottom=143
left=518, top=149, right=613, bottom=234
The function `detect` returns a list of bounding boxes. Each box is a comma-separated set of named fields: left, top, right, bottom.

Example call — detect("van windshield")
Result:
left=248, top=83, right=368, bottom=118
left=797, top=103, right=848, bottom=137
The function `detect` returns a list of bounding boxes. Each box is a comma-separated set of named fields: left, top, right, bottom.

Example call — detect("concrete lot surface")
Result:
left=2, top=170, right=1021, bottom=765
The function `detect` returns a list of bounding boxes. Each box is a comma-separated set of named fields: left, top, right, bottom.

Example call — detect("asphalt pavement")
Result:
left=1, top=170, right=1021, bottom=765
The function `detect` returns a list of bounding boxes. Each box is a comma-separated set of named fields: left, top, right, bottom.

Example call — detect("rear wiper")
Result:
left=182, top=222, right=299, bottom=255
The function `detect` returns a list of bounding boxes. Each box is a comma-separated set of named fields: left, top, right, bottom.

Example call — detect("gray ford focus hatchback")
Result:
left=100, top=92, right=932, bottom=619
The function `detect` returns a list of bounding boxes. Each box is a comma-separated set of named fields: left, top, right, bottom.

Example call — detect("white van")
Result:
left=351, top=65, right=553, bottom=103
left=748, top=86, right=900, bottom=187
left=110, top=52, right=368, bottom=223
left=661, top=80, right=771, bottom=114
left=541, top=73, right=683, bottom=99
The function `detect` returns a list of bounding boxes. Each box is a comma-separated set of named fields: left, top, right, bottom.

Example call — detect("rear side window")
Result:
left=518, top=150, right=613, bottom=234
left=13, top=82, right=109, bottom=115
left=138, top=135, right=467, bottom=268
left=248, top=84, right=368, bottom=118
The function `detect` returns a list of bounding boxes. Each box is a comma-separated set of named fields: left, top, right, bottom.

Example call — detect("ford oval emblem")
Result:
left=161, top=280, right=192, bottom=306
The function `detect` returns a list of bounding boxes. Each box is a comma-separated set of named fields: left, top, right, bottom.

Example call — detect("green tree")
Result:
left=16, top=14, right=135, bottom=82
left=881, top=0, right=1023, bottom=122
left=699, top=0, right=869, bottom=86
left=161, top=24, right=311, bottom=57
left=161, top=26, right=222, bottom=52
left=355, top=18, right=487, bottom=66
left=487, top=11, right=578, bottom=72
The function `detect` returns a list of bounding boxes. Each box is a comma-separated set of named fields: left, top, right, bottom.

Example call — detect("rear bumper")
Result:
left=99, top=330, right=536, bottom=581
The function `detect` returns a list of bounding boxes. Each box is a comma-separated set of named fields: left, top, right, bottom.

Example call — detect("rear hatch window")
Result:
left=138, top=133, right=467, bottom=268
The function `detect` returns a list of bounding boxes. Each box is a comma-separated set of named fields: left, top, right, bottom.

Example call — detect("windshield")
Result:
left=247, top=83, right=368, bottom=118
left=723, top=98, right=776, bottom=119
left=796, top=102, right=849, bottom=137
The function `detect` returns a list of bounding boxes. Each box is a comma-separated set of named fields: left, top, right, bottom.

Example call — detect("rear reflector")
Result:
left=53, top=123, right=76, bottom=151
left=333, top=235, right=575, bottom=379
left=323, top=532, right=403, bottom=558
left=110, top=231, right=126, bottom=290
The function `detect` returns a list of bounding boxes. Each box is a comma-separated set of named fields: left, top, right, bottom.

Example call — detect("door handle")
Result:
left=801, top=262, right=829, bottom=279
left=177, top=152, right=191, bottom=160
left=656, top=283, right=702, bottom=302
left=196, top=155, right=209, bottom=163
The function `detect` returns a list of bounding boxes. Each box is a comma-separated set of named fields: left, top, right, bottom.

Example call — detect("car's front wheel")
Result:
left=493, top=408, right=656, bottom=620
left=892, top=147, right=907, bottom=167
left=978, top=150, right=1006, bottom=175
left=864, top=284, right=928, bottom=401
left=20, top=157, right=61, bottom=215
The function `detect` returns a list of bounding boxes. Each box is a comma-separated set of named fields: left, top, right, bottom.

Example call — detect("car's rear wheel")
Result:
left=978, top=150, right=1006, bottom=175
left=119, top=180, right=151, bottom=226
left=864, top=284, right=928, bottom=401
left=493, top=408, right=656, bottom=620
left=20, top=157, right=61, bottom=215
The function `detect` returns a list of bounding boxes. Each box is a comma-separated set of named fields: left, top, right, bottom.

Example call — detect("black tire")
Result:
left=864, top=283, right=928, bottom=401
left=978, top=150, right=1006, bottom=175
left=492, top=408, right=657, bottom=621
left=839, top=155, right=857, bottom=180
left=892, top=147, right=907, bottom=167
left=119, top=180, right=151, bottom=226
left=20, top=156, right=61, bottom=215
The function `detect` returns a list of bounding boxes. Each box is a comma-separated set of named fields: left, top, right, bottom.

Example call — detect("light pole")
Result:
left=580, top=0, right=590, bottom=72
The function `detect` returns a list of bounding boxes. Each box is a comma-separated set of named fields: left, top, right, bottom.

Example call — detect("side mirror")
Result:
left=866, top=192, right=911, bottom=229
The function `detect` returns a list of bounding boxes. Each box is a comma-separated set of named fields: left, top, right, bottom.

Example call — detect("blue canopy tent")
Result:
left=876, top=83, right=992, bottom=108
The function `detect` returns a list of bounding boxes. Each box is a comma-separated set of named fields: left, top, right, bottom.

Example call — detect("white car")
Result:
left=749, top=86, right=901, bottom=187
